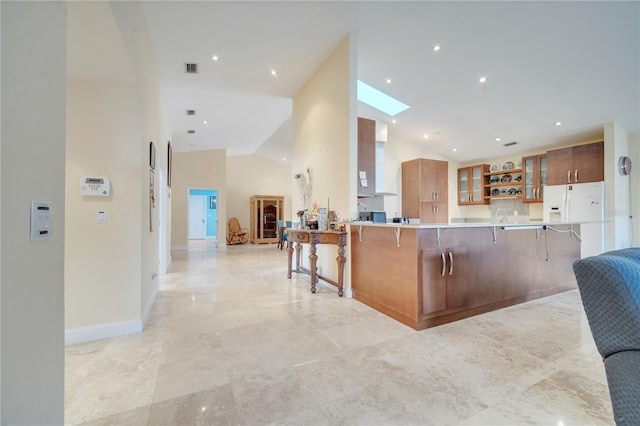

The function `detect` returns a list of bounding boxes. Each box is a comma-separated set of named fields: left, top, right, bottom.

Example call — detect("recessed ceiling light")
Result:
left=203, top=120, right=207, bottom=124
left=555, top=121, right=562, bottom=126
left=433, top=44, right=441, bottom=52
left=270, top=69, right=278, bottom=77
left=479, top=76, right=487, bottom=84
left=496, top=137, right=501, bottom=142
left=392, top=119, right=397, bottom=124
left=385, top=78, right=392, bottom=84
left=452, top=148, right=457, bottom=152
left=282, top=157, right=286, bottom=161
left=211, top=55, right=220, bottom=61
left=423, top=134, right=429, bottom=139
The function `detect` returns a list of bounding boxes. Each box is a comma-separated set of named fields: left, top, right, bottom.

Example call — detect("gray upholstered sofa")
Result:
left=573, top=247, right=640, bottom=426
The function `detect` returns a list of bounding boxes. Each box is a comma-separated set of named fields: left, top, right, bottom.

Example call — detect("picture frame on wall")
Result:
left=149, top=141, right=156, bottom=170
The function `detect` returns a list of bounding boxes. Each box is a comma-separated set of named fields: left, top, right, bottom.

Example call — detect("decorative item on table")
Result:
left=296, top=210, right=305, bottom=229
left=501, top=174, right=512, bottom=183
left=491, top=188, right=500, bottom=196
left=502, top=161, right=514, bottom=170
left=490, top=163, right=500, bottom=172
left=489, top=176, right=501, bottom=184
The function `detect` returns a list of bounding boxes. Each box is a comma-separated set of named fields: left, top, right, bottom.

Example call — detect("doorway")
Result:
left=188, top=189, right=218, bottom=245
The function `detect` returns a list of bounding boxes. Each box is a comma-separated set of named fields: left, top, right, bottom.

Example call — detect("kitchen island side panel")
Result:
left=350, top=226, right=424, bottom=328
left=349, top=224, right=581, bottom=330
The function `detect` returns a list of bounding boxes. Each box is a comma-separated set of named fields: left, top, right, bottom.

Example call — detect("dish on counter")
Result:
left=501, top=174, right=512, bottom=183
left=502, top=161, right=515, bottom=170
left=490, top=163, right=500, bottom=172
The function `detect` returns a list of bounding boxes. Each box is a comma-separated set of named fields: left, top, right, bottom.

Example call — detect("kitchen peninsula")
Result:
left=350, top=222, right=582, bottom=330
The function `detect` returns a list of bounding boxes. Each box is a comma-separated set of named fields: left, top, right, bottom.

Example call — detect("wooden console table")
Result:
left=286, top=228, right=348, bottom=296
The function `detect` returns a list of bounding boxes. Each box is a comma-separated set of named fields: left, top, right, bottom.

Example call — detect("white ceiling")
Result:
left=138, top=2, right=639, bottom=163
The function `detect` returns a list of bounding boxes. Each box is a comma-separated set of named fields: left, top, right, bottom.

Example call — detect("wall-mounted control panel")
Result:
left=80, top=176, right=111, bottom=196
left=30, top=201, right=53, bottom=240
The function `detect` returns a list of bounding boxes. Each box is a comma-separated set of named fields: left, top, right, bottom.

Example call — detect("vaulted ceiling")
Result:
left=73, top=1, right=640, bottom=164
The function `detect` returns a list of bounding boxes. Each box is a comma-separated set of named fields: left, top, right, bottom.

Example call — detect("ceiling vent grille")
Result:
left=503, top=141, right=518, bottom=147
left=185, top=63, right=198, bottom=74
left=187, top=130, right=195, bottom=134
left=186, top=109, right=196, bottom=115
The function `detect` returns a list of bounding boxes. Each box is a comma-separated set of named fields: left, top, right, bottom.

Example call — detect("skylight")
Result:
left=357, top=80, right=410, bottom=116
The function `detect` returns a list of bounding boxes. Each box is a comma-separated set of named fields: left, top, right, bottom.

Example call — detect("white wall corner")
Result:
left=65, top=319, right=143, bottom=346
left=142, top=286, right=159, bottom=327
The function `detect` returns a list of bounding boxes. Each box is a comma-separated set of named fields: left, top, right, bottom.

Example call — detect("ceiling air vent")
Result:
left=185, top=63, right=198, bottom=74
left=187, top=130, right=195, bottom=134
left=186, top=109, right=196, bottom=115
left=503, top=141, right=518, bottom=147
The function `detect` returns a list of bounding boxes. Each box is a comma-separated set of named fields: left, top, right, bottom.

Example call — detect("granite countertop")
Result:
left=346, top=221, right=599, bottom=229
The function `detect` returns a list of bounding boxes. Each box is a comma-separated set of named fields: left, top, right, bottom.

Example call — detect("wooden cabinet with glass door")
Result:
left=522, top=154, right=547, bottom=203
left=250, top=195, right=284, bottom=244
left=457, top=165, right=489, bottom=205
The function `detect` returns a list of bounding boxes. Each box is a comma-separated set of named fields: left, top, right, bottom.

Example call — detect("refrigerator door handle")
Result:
left=575, top=169, right=578, bottom=182
left=567, top=170, right=571, bottom=183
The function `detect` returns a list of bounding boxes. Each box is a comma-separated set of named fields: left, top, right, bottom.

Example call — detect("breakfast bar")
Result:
left=350, top=221, right=583, bottom=330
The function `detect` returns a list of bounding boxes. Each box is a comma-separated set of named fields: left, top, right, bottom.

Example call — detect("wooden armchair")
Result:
left=227, top=217, right=249, bottom=245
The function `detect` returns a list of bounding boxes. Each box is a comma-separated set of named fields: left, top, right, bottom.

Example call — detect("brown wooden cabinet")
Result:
left=357, top=117, right=376, bottom=197
left=402, top=158, right=448, bottom=222
left=421, top=246, right=467, bottom=314
left=522, top=154, right=547, bottom=202
left=547, top=141, right=604, bottom=185
left=484, top=167, right=523, bottom=200
left=250, top=195, right=284, bottom=244
left=457, top=165, right=489, bottom=205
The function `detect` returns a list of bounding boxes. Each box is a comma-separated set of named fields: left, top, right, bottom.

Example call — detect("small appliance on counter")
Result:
left=358, top=211, right=387, bottom=223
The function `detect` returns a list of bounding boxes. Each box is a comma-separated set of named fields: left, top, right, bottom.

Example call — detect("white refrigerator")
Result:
left=543, top=181, right=605, bottom=259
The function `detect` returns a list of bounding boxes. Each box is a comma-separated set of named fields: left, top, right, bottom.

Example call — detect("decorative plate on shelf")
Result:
left=489, top=176, right=501, bottom=184
left=502, top=161, right=514, bottom=170
left=500, top=188, right=508, bottom=195
left=514, top=174, right=522, bottom=182
left=491, top=188, right=500, bottom=196
left=501, top=174, right=512, bottom=183
left=508, top=188, right=517, bottom=195
left=490, top=163, right=500, bottom=172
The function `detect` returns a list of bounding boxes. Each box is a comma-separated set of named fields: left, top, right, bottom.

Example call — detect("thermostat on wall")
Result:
left=80, top=176, right=111, bottom=196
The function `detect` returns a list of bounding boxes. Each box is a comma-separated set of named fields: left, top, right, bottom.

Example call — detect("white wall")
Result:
left=630, top=132, right=639, bottom=247
left=171, top=149, right=227, bottom=250
left=292, top=34, right=356, bottom=293
left=65, top=79, right=142, bottom=333
left=1, top=1, right=66, bottom=423
left=227, top=154, right=292, bottom=231
left=605, top=122, right=632, bottom=250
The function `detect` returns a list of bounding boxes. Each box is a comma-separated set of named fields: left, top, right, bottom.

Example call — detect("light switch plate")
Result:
left=30, top=201, right=53, bottom=240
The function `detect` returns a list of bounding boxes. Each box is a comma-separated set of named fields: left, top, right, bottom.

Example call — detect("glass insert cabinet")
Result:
left=250, top=195, right=284, bottom=244
left=522, top=155, right=547, bottom=203
left=457, top=165, right=489, bottom=205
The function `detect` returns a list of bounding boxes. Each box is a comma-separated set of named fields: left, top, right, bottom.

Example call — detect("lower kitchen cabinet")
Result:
left=421, top=246, right=467, bottom=314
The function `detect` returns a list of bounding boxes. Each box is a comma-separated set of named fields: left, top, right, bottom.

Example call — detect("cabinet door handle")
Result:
left=435, top=204, right=439, bottom=213
left=435, top=191, right=439, bottom=201
left=448, top=251, right=454, bottom=276
left=567, top=170, right=571, bottom=183
left=441, top=252, right=446, bottom=277
left=575, top=169, right=578, bottom=182
left=432, top=191, right=436, bottom=201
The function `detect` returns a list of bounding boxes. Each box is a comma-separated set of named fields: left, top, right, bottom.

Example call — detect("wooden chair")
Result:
left=277, top=220, right=292, bottom=250
left=227, top=217, right=249, bottom=245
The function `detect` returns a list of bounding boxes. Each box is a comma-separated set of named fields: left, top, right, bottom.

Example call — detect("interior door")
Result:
left=188, top=195, right=207, bottom=239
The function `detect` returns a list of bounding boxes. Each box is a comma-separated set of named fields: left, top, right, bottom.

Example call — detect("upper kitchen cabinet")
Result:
left=357, top=117, right=376, bottom=197
left=402, top=158, right=448, bottom=222
left=547, top=141, right=604, bottom=185
left=522, top=154, right=547, bottom=203
left=457, top=165, right=489, bottom=205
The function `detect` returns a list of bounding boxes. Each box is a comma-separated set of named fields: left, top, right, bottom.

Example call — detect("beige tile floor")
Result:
left=65, top=241, right=613, bottom=425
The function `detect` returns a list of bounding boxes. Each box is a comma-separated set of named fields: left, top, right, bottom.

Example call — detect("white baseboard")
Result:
left=142, top=287, right=159, bottom=327
left=343, top=287, right=353, bottom=298
left=172, top=245, right=187, bottom=251
left=65, top=319, right=142, bottom=346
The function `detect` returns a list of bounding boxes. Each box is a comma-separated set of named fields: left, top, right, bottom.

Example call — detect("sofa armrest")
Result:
left=604, top=350, right=640, bottom=426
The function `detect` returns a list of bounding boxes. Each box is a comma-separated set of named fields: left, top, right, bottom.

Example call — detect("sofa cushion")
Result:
left=604, top=350, right=640, bottom=426
left=573, top=248, right=640, bottom=358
